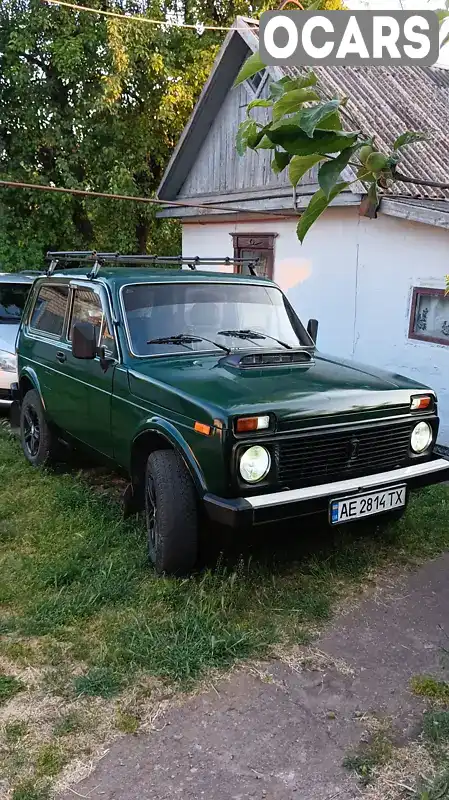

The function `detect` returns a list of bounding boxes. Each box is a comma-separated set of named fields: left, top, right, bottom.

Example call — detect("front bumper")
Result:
left=204, top=456, right=449, bottom=528
left=0, top=367, right=17, bottom=406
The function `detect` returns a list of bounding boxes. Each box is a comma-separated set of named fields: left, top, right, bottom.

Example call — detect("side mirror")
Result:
left=307, top=318, right=318, bottom=344
left=72, top=322, right=97, bottom=359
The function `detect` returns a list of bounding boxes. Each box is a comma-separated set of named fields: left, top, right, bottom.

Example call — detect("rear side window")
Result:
left=30, top=284, right=69, bottom=337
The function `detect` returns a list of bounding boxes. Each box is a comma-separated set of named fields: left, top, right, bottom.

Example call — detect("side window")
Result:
left=70, top=288, right=116, bottom=356
left=30, top=284, right=69, bottom=337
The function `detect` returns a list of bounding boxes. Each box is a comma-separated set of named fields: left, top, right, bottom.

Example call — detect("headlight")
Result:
left=0, top=349, right=16, bottom=373
left=410, top=421, right=432, bottom=453
left=239, top=445, right=271, bottom=483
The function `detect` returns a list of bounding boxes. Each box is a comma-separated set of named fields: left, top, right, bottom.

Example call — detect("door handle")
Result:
left=56, top=351, right=66, bottom=363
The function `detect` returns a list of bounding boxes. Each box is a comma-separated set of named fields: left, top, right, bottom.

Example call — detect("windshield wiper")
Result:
left=217, top=329, right=292, bottom=350
left=147, top=333, right=230, bottom=354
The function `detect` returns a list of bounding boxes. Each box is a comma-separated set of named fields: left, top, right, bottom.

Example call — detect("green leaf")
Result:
left=297, top=182, right=348, bottom=243
left=247, top=128, right=266, bottom=149
left=289, top=154, right=326, bottom=187
left=269, top=77, right=292, bottom=100
left=278, top=72, right=318, bottom=94
left=267, top=127, right=359, bottom=157
left=272, top=89, right=320, bottom=122
left=255, top=134, right=276, bottom=150
left=437, top=10, right=449, bottom=22
left=316, top=110, right=342, bottom=131
left=233, top=51, right=266, bottom=88
left=297, top=99, right=340, bottom=138
left=359, top=182, right=380, bottom=219
left=271, top=151, right=291, bottom=174
left=357, top=166, right=375, bottom=182
left=318, top=145, right=359, bottom=198
left=393, top=131, right=427, bottom=150
left=307, top=0, right=324, bottom=8
left=247, top=99, right=272, bottom=115
left=236, top=119, right=258, bottom=156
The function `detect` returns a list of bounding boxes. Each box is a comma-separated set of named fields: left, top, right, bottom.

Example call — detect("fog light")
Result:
left=239, top=446, right=271, bottom=483
left=410, top=421, right=432, bottom=453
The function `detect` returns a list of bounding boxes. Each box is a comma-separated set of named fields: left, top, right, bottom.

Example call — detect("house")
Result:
left=157, top=17, right=449, bottom=446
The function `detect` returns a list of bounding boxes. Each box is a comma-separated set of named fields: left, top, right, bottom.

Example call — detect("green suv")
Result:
left=14, top=252, right=449, bottom=574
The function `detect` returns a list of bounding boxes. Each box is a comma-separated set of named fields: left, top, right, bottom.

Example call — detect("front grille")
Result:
left=277, top=421, right=414, bottom=487
left=0, top=389, right=11, bottom=401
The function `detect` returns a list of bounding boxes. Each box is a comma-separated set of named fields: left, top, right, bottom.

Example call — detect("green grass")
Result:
left=1, top=430, right=449, bottom=693
left=1, top=430, right=449, bottom=794
left=0, top=672, right=25, bottom=705
left=413, top=766, right=449, bottom=799
left=423, top=711, right=449, bottom=745
left=343, top=730, right=394, bottom=785
left=411, top=676, right=449, bottom=703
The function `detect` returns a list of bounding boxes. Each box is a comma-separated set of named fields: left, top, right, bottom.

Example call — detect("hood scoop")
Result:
left=221, top=349, right=315, bottom=369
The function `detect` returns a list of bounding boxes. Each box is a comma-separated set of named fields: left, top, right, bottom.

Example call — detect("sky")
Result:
left=345, top=0, right=449, bottom=65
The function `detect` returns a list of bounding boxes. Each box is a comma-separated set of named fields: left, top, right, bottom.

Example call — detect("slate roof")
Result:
left=284, top=63, right=449, bottom=200
left=158, top=17, right=449, bottom=203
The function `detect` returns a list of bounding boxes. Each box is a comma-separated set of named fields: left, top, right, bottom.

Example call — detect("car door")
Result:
left=60, top=282, right=117, bottom=457
left=24, top=281, right=71, bottom=429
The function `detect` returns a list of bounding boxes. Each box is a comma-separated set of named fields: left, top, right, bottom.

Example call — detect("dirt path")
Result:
left=58, top=553, right=449, bottom=800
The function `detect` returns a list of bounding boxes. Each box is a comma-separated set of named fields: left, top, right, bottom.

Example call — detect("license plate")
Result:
left=330, top=485, right=406, bottom=524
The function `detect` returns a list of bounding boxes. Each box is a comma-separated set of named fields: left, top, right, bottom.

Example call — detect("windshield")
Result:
left=122, top=282, right=307, bottom=356
left=0, top=283, right=31, bottom=324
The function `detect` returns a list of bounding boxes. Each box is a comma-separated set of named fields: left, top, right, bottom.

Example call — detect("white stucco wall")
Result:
left=182, top=209, right=449, bottom=444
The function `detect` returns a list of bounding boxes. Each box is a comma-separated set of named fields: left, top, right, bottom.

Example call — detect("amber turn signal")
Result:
left=194, top=421, right=211, bottom=436
left=236, top=415, right=270, bottom=433
left=411, top=396, right=432, bottom=411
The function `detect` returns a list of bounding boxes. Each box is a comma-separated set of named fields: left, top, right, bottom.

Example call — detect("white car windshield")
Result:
left=122, top=282, right=307, bottom=356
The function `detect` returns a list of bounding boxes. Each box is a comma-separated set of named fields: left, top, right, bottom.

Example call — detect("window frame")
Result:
left=244, top=69, right=268, bottom=99
left=231, top=233, right=277, bottom=280
left=28, top=281, right=71, bottom=341
left=67, top=281, right=118, bottom=359
left=408, top=286, right=449, bottom=347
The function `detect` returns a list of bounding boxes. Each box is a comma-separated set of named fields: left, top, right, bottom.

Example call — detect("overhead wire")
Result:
left=42, top=0, right=245, bottom=31
left=0, top=179, right=297, bottom=217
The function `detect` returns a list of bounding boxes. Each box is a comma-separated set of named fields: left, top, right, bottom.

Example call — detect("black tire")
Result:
left=20, top=389, right=60, bottom=467
left=145, top=449, right=198, bottom=575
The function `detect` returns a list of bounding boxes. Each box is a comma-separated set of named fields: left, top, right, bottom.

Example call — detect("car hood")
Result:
left=0, top=324, right=18, bottom=354
left=128, top=351, right=431, bottom=424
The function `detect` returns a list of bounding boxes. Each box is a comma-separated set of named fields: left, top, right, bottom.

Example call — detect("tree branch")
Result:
left=394, top=171, right=449, bottom=191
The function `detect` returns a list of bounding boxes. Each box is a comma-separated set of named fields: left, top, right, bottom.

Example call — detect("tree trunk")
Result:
left=72, top=199, right=94, bottom=246
left=136, top=216, right=149, bottom=254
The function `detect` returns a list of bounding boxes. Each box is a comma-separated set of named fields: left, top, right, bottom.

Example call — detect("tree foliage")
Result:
left=0, top=0, right=216, bottom=270
left=234, top=53, right=432, bottom=242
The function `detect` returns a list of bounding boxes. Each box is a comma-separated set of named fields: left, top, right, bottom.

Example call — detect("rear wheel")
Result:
left=20, top=389, right=60, bottom=467
left=145, top=449, right=198, bottom=575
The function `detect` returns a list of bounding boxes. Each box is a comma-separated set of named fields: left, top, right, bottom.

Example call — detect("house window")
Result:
left=409, top=287, right=449, bottom=346
left=245, top=69, right=267, bottom=98
left=231, top=233, right=277, bottom=279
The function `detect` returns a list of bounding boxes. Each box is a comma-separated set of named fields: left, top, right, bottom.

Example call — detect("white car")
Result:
left=0, top=273, right=39, bottom=407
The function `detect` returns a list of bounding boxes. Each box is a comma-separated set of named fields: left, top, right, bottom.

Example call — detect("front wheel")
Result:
left=20, top=389, right=60, bottom=467
left=145, top=449, right=198, bottom=575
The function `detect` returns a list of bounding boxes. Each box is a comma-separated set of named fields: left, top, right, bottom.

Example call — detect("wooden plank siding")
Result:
left=177, top=79, right=319, bottom=200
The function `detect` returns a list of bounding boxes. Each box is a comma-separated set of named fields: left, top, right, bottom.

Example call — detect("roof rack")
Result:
left=45, top=251, right=260, bottom=278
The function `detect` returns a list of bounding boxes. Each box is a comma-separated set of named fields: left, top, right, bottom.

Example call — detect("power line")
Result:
left=0, top=179, right=296, bottom=217
left=42, top=0, right=244, bottom=31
